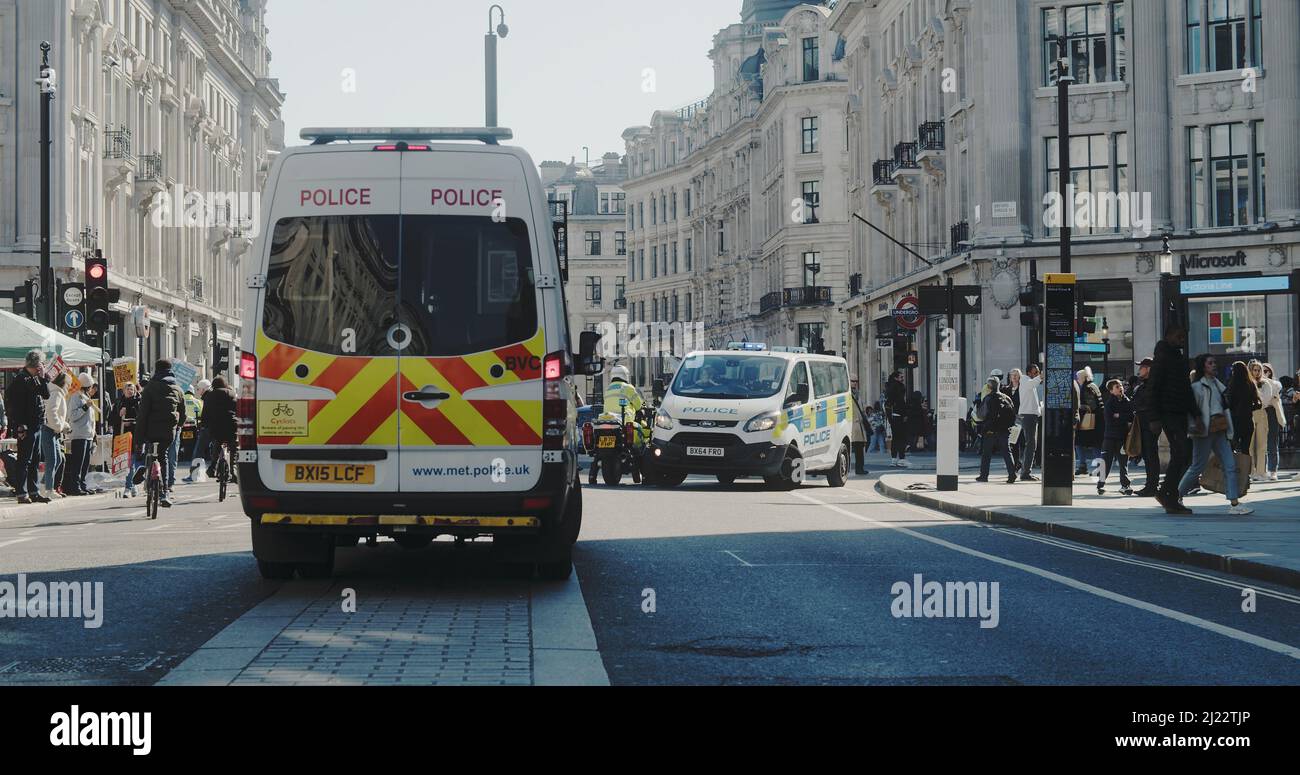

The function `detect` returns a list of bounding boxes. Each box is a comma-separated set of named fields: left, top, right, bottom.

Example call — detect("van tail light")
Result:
left=582, top=422, right=594, bottom=450
left=625, top=422, right=635, bottom=446
left=237, top=352, right=257, bottom=451
left=542, top=350, right=568, bottom=451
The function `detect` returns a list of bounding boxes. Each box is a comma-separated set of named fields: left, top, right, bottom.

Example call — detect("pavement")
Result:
left=878, top=468, right=1300, bottom=589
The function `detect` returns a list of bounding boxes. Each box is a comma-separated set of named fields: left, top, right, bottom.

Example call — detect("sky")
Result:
left=264, top=0, right=744, bottom=165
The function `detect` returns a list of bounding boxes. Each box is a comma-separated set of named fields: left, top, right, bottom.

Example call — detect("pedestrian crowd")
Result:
left=2, top=352, right=236, bottom=508
left=957, top=324, right=1297, bottom=516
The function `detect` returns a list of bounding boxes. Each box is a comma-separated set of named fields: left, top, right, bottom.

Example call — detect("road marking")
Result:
left=985, top=527, right=1300, bottom=605
left=0, top=537, right=37, bottom=550
left=723, top=550, right=755, bottom=567
left=793, top=491, right=1300, bottom=661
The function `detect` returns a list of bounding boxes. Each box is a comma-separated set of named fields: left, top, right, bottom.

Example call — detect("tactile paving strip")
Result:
left=229, top=588, right=532, bottom=686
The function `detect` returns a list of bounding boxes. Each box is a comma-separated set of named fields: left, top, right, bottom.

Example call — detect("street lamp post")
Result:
left=485, top=5, right=508, bottom=128
left=37, top=42, right=57, bottom=330
left=1042, top=36, right=1077, bottom=507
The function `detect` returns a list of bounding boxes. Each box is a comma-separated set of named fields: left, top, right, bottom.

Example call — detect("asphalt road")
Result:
left=574, top=474, right=1300, bottom=685
left=2, top=469, right=1298, bottom=685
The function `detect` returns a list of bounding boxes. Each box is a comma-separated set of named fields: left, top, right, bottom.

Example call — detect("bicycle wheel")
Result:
left=147, top=481, right=159, bottom=520
left=217, top=458, right=229, bottom=502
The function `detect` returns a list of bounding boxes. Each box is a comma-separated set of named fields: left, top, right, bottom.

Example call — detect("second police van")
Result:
left=644, top=343, right=854, bottom=489
left=236, top=127, right=601, bottom=581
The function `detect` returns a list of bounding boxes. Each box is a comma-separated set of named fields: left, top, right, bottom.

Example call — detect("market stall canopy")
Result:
left=0, top=309, right=105, bottom=369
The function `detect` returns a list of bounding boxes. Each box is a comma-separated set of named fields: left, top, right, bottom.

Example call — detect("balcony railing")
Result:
left=78, top=227, right=99, bottom=252
left=137, top=153, right=163, bottom=181
left=872, top=159, right=896, bottom=186
left=782, top=286, right=833, bottom=307
left=892, top=141, right=919, bottom=170
left=614, top=296, right=628, bottom=310
left=759, top=291, right=783, bottom=314
left=919, top=120, right=946, bottom=151
left=103, top=127, right=132, bottom=160
left=950, top=220, right=970, bottom=254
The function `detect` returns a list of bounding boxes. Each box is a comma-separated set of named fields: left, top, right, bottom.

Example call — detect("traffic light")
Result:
left=213, top=342, right=231, bottom=375
left=1076, top=303, right=1099, bottom=336
left=1018, top=281, right=1043, bottom=328
left=85, top=251, right=113, bottom=332
left=12, top=281, right=34, bottom=319
left=905, top=350, right=919, bottom=369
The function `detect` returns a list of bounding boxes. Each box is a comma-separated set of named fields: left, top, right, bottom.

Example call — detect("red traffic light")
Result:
left=87, top=263, right=106, bottom=280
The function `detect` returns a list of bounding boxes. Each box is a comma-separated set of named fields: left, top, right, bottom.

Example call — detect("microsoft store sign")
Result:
left=1180, top=250, right=1249, bottom=271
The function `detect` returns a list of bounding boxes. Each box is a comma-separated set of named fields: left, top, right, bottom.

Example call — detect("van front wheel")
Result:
left=825, top=443, right=850, bottom=488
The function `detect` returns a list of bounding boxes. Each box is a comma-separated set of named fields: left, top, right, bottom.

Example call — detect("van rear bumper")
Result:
left=237, top=456, right=575, bottom=535
left=646, top=438, right=786, bottom=477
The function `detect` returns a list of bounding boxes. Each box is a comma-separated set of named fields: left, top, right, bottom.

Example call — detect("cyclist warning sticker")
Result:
left=258, top=401, right=309, bottom=437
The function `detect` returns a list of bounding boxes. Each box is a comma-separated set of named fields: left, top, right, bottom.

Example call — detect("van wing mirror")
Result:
left=652, top=378, right=665, bottom=400
left=575, top=330, right=603, bottom=377
left=784, top=384, right=809, bottom=407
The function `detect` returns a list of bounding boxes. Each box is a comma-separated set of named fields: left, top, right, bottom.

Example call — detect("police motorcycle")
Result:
left=582, top=370, right=651, bottom=486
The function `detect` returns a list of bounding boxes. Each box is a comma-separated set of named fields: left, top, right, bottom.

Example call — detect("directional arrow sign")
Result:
left=64, top=309, right=85, bottom=330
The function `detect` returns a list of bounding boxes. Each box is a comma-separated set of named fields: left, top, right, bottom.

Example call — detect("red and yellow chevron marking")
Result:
left=255, top=329, right=545, bottom=447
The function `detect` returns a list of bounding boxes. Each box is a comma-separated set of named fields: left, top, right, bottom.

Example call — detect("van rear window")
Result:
left=262, top=215, right=537, bottom=356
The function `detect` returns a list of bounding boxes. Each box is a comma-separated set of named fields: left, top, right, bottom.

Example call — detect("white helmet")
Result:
left=609, top=364, right=630, bottom=382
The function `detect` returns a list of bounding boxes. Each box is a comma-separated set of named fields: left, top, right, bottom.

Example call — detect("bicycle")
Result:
left=214, top=442, right=231, bottom=502
left=142, top=442, right=163, bottom=520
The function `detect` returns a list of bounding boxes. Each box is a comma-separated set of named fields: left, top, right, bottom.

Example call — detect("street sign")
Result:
left=918, top=285, right=983, bottom=316
left=62, top=285, right=84, bottom=307
left=876, top=338, right=893, bottom=350
left=64, top=309, right=85, bottom=330
left=1042, top=273, right=1076, bottom=506
left=936, top=349, right=961, bottom=491
left=892, top=295, right=926, bottom=329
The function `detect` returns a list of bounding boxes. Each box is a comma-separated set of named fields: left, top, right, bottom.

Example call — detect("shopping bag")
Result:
left=1124, top=420, right=1141, bottom=457
left=1202, top=453, right=1252, bottom=499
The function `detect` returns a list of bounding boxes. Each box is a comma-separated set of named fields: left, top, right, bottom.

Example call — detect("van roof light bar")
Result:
left=300, top=127, right=514, bottom=146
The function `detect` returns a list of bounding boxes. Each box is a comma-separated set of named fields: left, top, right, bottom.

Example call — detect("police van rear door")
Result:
left=395, top=148, right=546, bottom=493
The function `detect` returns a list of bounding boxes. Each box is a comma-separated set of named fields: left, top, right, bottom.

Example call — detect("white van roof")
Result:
left=683, top=349, right=846, bottom=363
left=300, top=127, right=514, bottom=145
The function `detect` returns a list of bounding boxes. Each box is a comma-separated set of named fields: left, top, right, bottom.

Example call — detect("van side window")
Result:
left=786, top=362, right=810, bottom=405
left=810, top=361, right=850, bottom=398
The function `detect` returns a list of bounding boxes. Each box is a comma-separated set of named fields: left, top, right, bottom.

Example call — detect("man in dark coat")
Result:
left=134, top=359, right=186, bottom=506
left=200, top=376, right=239, bottom=482
left=1146, top=327, right=1197, bottom=514
left=3, top=351, right=51, bottom=503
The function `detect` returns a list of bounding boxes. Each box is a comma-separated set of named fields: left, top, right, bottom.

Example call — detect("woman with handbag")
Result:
left=1261, top=363, right=1287, bottom=480
left=1179, top=354, right=1251, bottom=515
left=1248, top=360, right=1272, bottom=481
left=1075, top=368, right=1104, bottom=476
left=1225, top=361, right=1259, bottom=457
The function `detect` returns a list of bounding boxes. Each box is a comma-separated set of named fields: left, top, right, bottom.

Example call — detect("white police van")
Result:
left=237, top=127, right=601, bottom=580
left=644, top=343, right=853, bottom=489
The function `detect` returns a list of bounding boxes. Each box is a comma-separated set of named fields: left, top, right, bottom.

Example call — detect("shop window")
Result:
left=1187, top=295, right=1267, bottom=361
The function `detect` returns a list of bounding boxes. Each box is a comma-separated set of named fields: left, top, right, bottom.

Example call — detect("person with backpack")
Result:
left=975, top=376, right=1018, bottom=484
left=1098, top=379, right=1134, bottom=495
left=133, top=359, right=187, bottom=507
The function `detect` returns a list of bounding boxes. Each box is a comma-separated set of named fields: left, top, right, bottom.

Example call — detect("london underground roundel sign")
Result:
left=893, top=295, right=926, bottom=330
